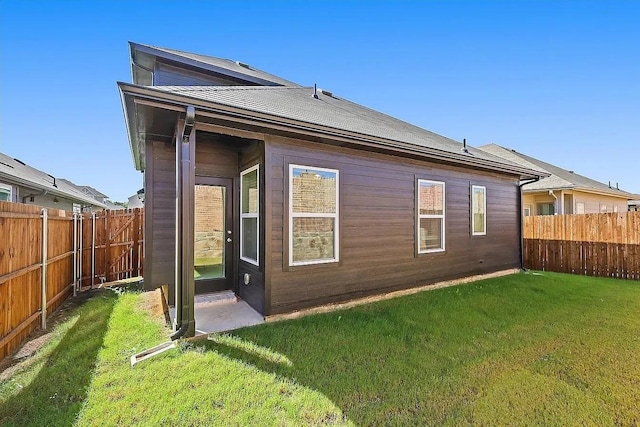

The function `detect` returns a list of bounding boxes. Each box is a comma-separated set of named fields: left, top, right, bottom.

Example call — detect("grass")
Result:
left=1, top=272, right=639, bottom=426
left=194, top=256, right=223, bottom=279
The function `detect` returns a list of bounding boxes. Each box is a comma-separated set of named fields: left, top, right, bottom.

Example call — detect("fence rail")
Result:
left=523, top=212, right=640, bottom=280
left=1, top=202, right=144, bottom=360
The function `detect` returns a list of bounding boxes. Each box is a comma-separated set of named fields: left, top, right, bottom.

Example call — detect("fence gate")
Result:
left=79, top=208, right=144, bottom=287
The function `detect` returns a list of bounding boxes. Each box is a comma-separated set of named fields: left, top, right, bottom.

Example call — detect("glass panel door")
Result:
left=194, top=184, right=226, bottom=280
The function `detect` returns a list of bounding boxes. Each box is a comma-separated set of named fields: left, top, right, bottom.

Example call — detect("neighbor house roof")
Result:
left=58, top=179, right=108, bottom=199
left=119, top=82, right=546, bottom=180
left=0, top=152, right=107, bottom=208
left=130, top=42, right=300, bottom=87
left=478, top=144, right=634, bottom=199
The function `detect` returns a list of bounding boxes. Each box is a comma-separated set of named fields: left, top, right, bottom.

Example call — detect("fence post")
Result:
left=132, top=208, right=140, bottom=277
left=41, top=208, right=48, bottom=330
left=79, top=214, right=84, bottom=290
left=73, top=212, right=77, bottom=297
left=105, top=210, right=111, bottom=282
left=91, top=212, right=96, bottom=289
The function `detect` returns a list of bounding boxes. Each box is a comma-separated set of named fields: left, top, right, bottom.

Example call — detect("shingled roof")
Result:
left=144, top=84, right=543, bottom=176
left=0, top=152, right=107, bottom=208
left=478, top=144, right=634, bottom=199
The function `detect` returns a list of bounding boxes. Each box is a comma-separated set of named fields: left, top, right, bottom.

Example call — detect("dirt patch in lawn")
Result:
left=136, top=288, right=170, bottom=326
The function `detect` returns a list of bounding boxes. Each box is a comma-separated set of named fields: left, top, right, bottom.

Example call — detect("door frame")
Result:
left=194, top=176, right=235, bottom=294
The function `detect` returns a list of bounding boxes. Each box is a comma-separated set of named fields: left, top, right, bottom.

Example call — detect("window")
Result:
left=523, top=205, right=532, bottom=216
left=576, top=202, right=585, bottom=214
left=471, top=185, right=486, bottom=235
left=537, top=203, right=554, bottom=215
left=0, top=184, right=11, bottom=202
left=241, top=165, right=259, bottom=265
left=289, top=165, right=338, bottom=266
left=600, top=204, right=608, bottom=213
left=418, top=179, right=445, bottom=253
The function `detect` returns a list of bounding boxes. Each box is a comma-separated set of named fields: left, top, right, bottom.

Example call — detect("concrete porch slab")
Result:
left=169, top=291, right=264, bottom=335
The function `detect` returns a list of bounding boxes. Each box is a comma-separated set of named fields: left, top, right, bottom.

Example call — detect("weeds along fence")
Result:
left=523, top=212, right=640, bottom=280
left=0, top=202, right=144, bottom=360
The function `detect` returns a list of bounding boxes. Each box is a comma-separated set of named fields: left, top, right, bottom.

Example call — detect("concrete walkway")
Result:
left=169, top=291, right=264, bottom=335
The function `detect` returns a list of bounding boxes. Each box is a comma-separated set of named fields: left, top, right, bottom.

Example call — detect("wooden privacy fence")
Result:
left=0, top=202, right=144, bottom=360
left=523, top=212, right=640, bottom=280
left=78, top=209, right=144, bottom=287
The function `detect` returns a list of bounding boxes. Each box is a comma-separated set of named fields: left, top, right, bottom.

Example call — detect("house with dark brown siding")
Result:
left=119, top=42, right=544, bottom=338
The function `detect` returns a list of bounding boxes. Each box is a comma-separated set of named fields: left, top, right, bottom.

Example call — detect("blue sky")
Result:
left=1, top=1, right=638, bottom=201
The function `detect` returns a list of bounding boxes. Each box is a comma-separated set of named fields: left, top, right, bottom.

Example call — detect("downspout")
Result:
left=171, top=106, right=197, bottom=341
left=548, top=190, right=558, bottom=215
left=519, top=176, right=541, bottom=271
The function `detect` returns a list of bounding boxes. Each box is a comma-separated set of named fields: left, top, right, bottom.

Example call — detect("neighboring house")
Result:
left=78, top=184, right=108, bottom=204
left=629, top=199, right=640, bottom=212
left=478, top=144, right=634, bottom=216
left=58, top=179, right=118, bottom=211
left=0, top=152, right=107, bottom=211
left=127, top=189, right=145, bottom=209
left=118, top=42, right=543, bottom=333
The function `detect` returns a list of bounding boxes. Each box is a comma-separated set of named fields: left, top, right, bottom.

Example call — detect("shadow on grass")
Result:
left=0, top=290, right=118, bottom=427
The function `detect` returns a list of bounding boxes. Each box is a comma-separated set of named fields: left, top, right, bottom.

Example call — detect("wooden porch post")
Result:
left=172, top=107, right=196, bottom=339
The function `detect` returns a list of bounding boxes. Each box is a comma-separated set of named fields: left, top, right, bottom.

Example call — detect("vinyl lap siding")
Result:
left=266, top=136, right=521, bottom=314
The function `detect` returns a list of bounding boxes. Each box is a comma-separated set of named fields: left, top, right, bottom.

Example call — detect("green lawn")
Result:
left=1, top=272, right=639, bottom=426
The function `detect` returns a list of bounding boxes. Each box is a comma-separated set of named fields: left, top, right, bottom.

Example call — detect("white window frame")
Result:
left=471, top=185, right=487, bottom=236
left=0, top=183, right=12, bottom=202
left=523, top=205, right=532, bottom=217
left=240, top=165, right=259, bottom=266
left=289, top=164, right=339, bottom=266
left=417, top=179, right=446, bottom=254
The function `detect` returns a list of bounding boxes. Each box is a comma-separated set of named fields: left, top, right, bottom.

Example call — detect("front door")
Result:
left=194, top=177, right=233, bottom=293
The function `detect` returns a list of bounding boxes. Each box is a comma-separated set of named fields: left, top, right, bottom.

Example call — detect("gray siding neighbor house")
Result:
left=118, top=42, right=544, bottom=337
left=0, top=152, right=107, bottom=211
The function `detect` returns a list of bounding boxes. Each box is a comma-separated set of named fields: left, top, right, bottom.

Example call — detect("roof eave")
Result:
left=523, top=186, right=633, bottom=199
left=118, top=83, right=545, bottom=179
left=572, top=187, right=634, bottom=200
left=0, top=171, right=107, bottom=208
left=118, top=82, right=144, bottom=171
